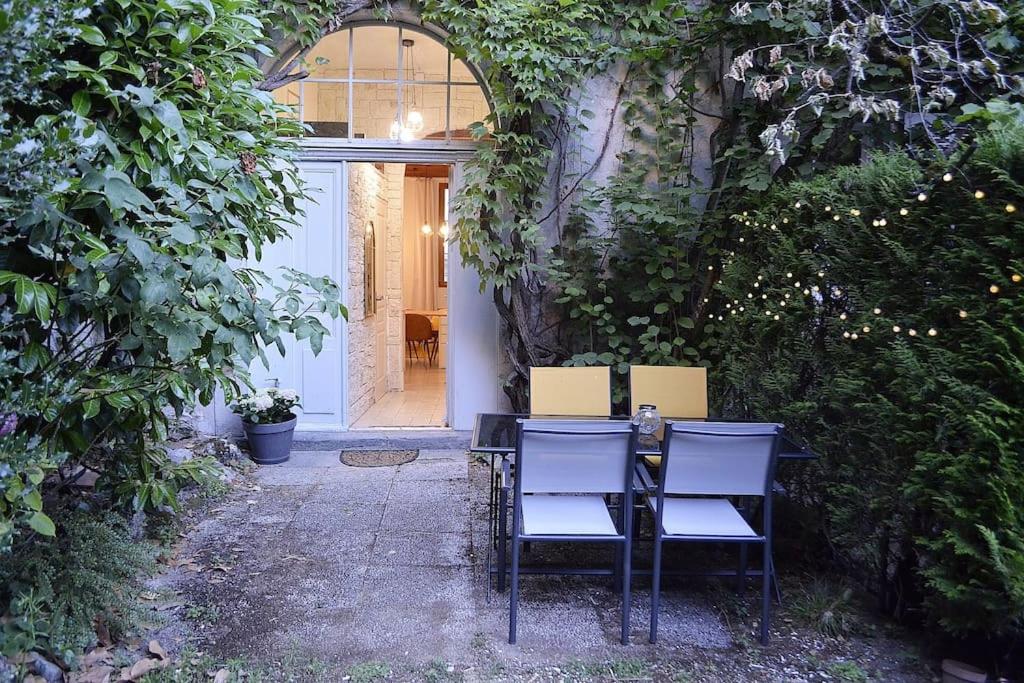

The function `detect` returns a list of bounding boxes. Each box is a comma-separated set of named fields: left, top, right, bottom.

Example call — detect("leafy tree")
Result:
left=0, top=0, right=345, bottom=553
left=711, top=122, right=1024, bottom=661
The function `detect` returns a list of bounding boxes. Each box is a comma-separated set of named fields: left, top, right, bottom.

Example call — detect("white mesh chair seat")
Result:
left=521, top=495, right=618, bottom=536
left=650, top=498, right=760, bottom=538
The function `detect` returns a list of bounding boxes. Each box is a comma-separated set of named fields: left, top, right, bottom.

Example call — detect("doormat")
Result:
left=340, top=449, right=418, bottom=467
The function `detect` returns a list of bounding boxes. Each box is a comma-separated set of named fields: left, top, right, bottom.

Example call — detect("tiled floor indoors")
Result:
left=351, top=364, right=446, bottom=428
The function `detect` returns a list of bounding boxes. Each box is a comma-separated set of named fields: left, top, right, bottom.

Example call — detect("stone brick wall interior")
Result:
left=346, top=162, right=408, bottom=423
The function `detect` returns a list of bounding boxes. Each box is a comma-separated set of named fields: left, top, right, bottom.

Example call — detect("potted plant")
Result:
left=233, top=388, right=300, bottom=464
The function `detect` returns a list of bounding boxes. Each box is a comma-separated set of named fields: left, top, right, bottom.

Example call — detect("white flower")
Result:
left=13, top=139, right=39, bottom=156
left=252, top=394, right=274, bottom=411
left=731, top=2, right=752, bottom=18
left=278, top=389, right=299, bottom=402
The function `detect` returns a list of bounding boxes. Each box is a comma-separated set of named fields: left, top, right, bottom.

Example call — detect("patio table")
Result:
left=470, top=412, right=819, bottom=596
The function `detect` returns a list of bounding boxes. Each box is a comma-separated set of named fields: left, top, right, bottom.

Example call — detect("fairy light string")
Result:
left=719, top=170, right=1021, bottom=341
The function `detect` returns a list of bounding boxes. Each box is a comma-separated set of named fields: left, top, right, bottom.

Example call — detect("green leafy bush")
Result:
left=0, top=509, right=154, bottom=664
left=0, top=0, right=345, bottom=552
left=711, top=124, right=1024, bottom=650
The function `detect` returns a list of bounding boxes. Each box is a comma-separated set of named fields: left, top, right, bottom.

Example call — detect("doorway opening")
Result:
left=347, top=162, right=451, bottom=428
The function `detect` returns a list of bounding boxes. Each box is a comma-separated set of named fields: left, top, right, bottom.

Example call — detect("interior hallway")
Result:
left=351, top=365, right=446, bottom=428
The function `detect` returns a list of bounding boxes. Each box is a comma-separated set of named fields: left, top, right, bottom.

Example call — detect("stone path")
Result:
left=171, top=448, right=732, bottom=672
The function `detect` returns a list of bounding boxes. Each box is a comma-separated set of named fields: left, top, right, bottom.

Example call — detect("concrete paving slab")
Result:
left=394, top=459, right=468, bottom=481
left=304, top=481, right=392, bottom=506
left=179, top=449, right=738, bottom=672
left=254, top=466, right=330, bottom=487
left=380, top=500, right=472, bottom=533
left=368, top=531, right=473, bottom=567
left=276, top=450, right=343, bottom=467
left=389, top=479, right=470, bottom=506
left=289, top=501, right=387, bottom=533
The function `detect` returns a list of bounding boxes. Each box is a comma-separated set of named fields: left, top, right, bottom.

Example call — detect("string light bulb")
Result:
left=839, top=313, right=847, bottom=320
left=1007, top=204, right=1017, bottom=213
left=1012, top=274, right=1022, bottom=283
left=908, top=328, right=918, bottom=337
left=420, top=223, right=433, bottom=236
left=918, top=193, right=928, bottom=202
left=927, top=328, right=938, bottom=337
left=834, top=214, right=841, bottom=221
left=873, top=307, right=882, bottom=315
left=843, top=331, right=851, bottom=339
left=959, top=310, right=968, bottom=318
left=879, top=218, right=887, bottom=227
left=893, top=325, right=901, bottom=333
left=850, top=332, right=858, bottom=340
left=942, top=172, right=953, bottom=182
left=899, top=208, right=909, bottom=216
left=974, top=190, right=985, bottom=199
left=862, top=325, right=870, bottom=333
left=850, top=209, right=861, bottom=217
left=990, top=284, right=1001, bottom=294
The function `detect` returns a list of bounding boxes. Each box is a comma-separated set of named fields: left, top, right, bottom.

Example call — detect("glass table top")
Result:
left=470, top=413, right=818, bottom=461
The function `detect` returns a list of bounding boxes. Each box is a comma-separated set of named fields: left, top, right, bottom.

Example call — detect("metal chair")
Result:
left=488, top=366, right=614, bottom=597
left=509, top=419, right=638, bottom=645
left=645, top=421, right=781, bottom=645
left=528, top=366, right=612, bottom=416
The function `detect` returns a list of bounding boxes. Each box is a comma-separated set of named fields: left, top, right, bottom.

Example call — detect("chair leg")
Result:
left=509, top=538, right=521, bottom=644
left=737, top=543, right=748, bottom=596
left=760, top=541, right=771, bottom=645
left=621, top=538, right=632, bottom=645
left=650, top=535, right=663, bottom=644
left=497, top=484, right=508, bottom=592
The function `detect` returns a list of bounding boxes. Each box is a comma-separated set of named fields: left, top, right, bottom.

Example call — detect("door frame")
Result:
left=298, top=142, right=487, bottom=430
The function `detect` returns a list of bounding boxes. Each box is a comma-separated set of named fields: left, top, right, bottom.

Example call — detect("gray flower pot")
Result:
left=243, top=415, right=297, bottom=465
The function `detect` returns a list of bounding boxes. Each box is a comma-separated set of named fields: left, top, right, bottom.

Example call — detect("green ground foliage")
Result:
left=0, top=509, right=154, bottom=665
left=712, top=124, right=1024, bottom=660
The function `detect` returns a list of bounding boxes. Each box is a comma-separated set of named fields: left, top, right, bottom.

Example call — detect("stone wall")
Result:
left=346, top=163, right=388, bottom=422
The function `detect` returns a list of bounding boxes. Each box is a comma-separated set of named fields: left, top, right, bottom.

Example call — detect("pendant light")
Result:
left=420, top=176, right=433, bottom=236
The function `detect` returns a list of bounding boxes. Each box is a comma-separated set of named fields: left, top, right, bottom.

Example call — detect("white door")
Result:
left=250, top=161, right=346, bottom=429
left=446, top=162, right=500, bottom=429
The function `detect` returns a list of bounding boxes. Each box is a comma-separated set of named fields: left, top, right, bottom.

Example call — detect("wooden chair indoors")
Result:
left=405, top=313, right=438, bottom=366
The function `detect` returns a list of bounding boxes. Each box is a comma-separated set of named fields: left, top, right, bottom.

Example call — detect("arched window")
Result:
left=272, top=23, right=491, bottom=142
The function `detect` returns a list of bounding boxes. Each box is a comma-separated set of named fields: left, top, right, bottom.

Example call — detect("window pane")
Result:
left=449, top=85, right=491, bottom=139
left=301, top=82, right=350, bottom=137
left=307, top=29, right=349, bottom=79
left=272, top=84, right=300, bottom=119
left=403, top=33, right=449, bottom=82
left=352, top=83, right=397, bottom=139
left=450, top=57, right=478, bottom=85
left=353, top=25, right=399, bottom=80
left=401, top=84, right=446, bottom=140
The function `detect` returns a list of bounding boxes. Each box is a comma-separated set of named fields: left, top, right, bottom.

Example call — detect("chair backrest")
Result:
left=660, top=421, right=781, bottom=497
left=629, top=365, right=708, bottom=419
left=529, top=366, right=611, bottom=416
left=405, top=313, right=433, bottom=342
left=516, top=419, right=636, bottom=495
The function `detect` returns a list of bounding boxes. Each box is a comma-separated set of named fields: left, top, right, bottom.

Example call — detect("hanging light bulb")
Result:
left=421, top=222, right=433, bottom=236
left=406, top=110, right=424, bottom=133
left=439, top=221, right=449, bottom=238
